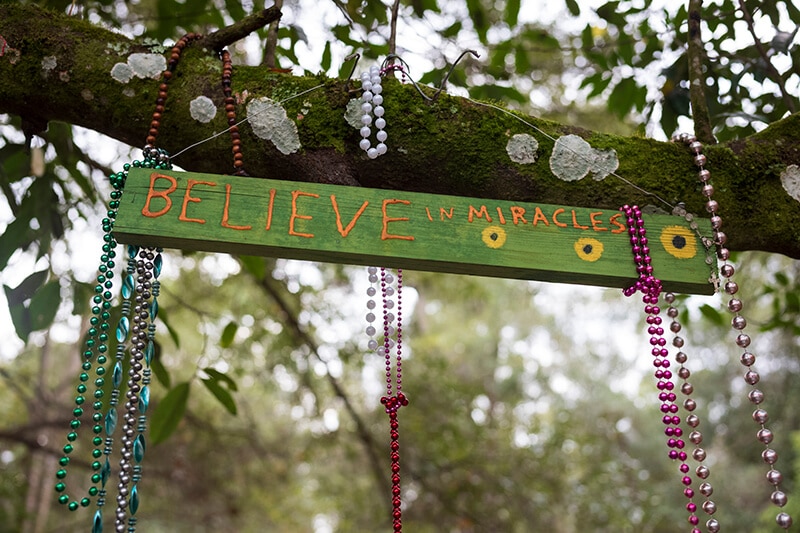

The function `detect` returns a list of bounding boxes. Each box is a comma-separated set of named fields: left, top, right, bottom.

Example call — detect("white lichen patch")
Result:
left=190, top=96, right=217, bottom=123
left=506, top=134, right=539, bottom=164
left=247, top=97, right=301, bottom=155
left=41, top=55, right=57, bottom=77
left=589, top=148, right=619, bottom=181
left=345, top=98, right=364, bottom=129
left=111, top=62, right=134, bottom=83
left=780, top=165, right=800, bottom=203
left=111, top=53, right=166, bottom=83
left=127, top=53, right=166, bottom=79
left=550, top=134, right=618, bottom=182
left=122, top=87, right=135, bottom=98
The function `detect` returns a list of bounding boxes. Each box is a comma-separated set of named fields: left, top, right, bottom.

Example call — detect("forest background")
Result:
left=0, top=0, right=799, bottom=532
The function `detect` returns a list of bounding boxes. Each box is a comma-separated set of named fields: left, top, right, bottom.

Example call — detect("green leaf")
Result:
left=607, top=77, right=638, bottom=118
left=239, top=255, right=266, bottom=279
left=7, top=302, right=31, bottom=343
left=466, top=0, right=488, bottom=43
left=150, top=382, right=190, bottom=444
left=5, top=270, right=48, bottom=306
left=0, top=143, right=28, bottom=182
left=150, top=341, right=171, bottom=388
left=219, top=321, right=238, bottom=348
left=565, top=0, right=580, bottom=16
left=29, top=281, right=61, bottom=331
left=596, top=1, right=625, bottom=27
left=72, top=281, right=93, bottom=316
left=201, top=377, right=237, bottom=415
left=224, top=0, right=246, bottom=21
left=202, top=367, right=238, bottom=391
left=580, top=71, right=612, bottom=98
left=505, top=0, right=520, bottom=27
left=157, top=307, right=181, bottom=348
left=698, top=303, right=725, bottom=326
left=0, top=214, right=33, bottom=271
left=442, top=21, right=462, bottom=39
left=321, top=41, right=332, bottom=73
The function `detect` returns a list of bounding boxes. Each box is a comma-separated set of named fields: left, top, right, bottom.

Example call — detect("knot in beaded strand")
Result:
left=359, top=65, right=388, bottom=159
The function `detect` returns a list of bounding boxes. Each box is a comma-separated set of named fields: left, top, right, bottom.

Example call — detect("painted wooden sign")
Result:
left=114, top=168, right=716, bottom=294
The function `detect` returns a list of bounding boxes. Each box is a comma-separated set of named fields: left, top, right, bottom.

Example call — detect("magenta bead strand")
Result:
left=621, top=205, right=699, bottom=529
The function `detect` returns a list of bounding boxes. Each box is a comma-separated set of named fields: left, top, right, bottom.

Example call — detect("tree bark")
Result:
left=2, top=2, right=800, bottom=258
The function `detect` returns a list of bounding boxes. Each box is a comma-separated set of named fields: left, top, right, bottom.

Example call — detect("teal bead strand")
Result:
left=54, top=167, right=126, bottom=512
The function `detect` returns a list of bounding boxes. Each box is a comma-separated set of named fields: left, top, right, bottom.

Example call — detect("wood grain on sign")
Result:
left=114, top=168, right=716, bottom=294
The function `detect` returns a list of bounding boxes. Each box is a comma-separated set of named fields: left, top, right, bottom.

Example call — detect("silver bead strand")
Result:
left=664, top=292, right=719, bottom=532
left=114, top=247, right=155, bottom=533
left=674, top=134, right=793, bottom=530
left=366, top=266, right=379, bottom=352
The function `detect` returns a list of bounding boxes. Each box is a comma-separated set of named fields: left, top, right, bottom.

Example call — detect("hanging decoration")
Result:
left=52, top=32, right=251, bottom=533
left=358, top=65, right=388, bottom=159
left=621, top=205, right=716, bottom=532
left=671, top=133, right=793, bottom=530
left=366, top=265, right=407, bottom=531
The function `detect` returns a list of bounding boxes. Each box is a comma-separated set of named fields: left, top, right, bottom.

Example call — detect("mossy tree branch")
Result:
left=2, top=2, right=800, bottom=258
left=200, top=6, right=281, bottom=52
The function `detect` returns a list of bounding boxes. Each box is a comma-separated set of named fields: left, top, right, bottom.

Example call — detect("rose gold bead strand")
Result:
left=664, top=292, right=719, bottom=532
left=674, top=133, right=793, bottom=530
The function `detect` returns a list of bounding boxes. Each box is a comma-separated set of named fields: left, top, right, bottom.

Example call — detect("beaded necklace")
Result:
left=672, top=134, right=793, bottom=531
left=366, top=266, right=407, bottom=531
left=54, top=33, right=249, bottom=533
left=618, top=136, right=794, bottom=532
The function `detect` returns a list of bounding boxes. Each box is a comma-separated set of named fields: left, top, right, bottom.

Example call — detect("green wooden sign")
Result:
left=114, top=168, right=716, bottom=294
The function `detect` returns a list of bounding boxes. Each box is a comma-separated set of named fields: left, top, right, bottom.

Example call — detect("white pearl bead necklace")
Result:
left=359, top=65, right=387, bottom=159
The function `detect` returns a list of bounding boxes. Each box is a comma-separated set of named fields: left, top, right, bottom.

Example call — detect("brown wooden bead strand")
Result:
left=221, top=49, right=247, bottom=176
left=145, top=33, right=203, bottom=148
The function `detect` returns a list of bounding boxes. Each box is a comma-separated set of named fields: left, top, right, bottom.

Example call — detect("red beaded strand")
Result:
left=379, top=268, right=407, bottom=532
left=621, top=205, right=700, bottom=531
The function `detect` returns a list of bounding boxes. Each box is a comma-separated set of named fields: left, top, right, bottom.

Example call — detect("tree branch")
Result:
left=1, top=3, right=800, bottom=258
left=737, top=0, right=797, bottom=114
left=248, top=269, right=391, bottom=512
left=687, top=0, right=715, bottom=144
left=200, top=6, right=282, bottom=52
left=262, top=0, right=283, bottom=68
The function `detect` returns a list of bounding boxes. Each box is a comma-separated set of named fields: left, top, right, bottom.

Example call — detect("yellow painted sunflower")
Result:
left=574, top=237, right=604, bottom=262
left=660, top=225, right=697, bottom=259
left=481, top=225, right=507, bottom=249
